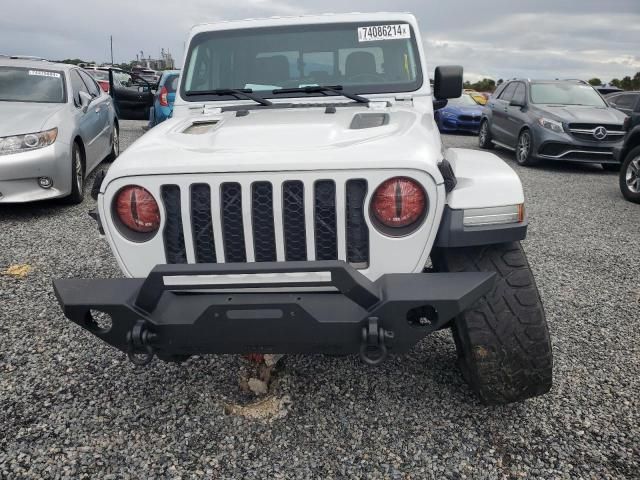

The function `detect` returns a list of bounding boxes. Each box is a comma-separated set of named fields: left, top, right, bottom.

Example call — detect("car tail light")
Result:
left=159, top=86, right=169, bottom=107
left=114, top=186, right=160, bottom=236
left=371, top=177, right=427, bottom=235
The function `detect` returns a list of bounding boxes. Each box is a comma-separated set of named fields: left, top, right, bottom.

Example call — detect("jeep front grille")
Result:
left=160, top=179, right=370, bottom=268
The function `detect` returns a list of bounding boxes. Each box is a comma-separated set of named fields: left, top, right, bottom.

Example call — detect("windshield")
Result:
left=87, top=70, right=109, bottom=81
left=182, top=22, right=422, bottom=101
left=530, top=83, right=606, bottom=107
left=0, top=66, right=65, bottom=103
left=165, top=75, right=179, bottom=93
left=448, top=94, right=479, bottom=107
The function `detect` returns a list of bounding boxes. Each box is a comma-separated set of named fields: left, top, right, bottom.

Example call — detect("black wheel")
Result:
left=515, top=129, right=538, bottom=166
left=63, top=142, right=85, bottom=205
left=620, top=146, right=640, bottom=204
left=106, top=123, right=119, bottom=162
left=478, top=120, right=494, bottom=149
left=432, top=242, right=553, bottom=404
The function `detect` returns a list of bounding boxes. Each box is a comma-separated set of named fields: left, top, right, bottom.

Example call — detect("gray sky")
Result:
left=2, top=0, right=639, bottom=83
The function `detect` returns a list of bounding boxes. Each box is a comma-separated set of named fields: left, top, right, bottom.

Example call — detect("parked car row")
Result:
left=433, top=78, right=638, bottom=203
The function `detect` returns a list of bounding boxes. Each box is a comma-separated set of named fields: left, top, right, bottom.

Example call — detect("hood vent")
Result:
left=350, top=113, right=389, bottom=130
left=182, top=120, right=219, bottom=135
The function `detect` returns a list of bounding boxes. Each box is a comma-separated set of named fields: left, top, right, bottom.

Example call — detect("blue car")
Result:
left=148, top=70, right=180, bottom=127
left=435, top=93, right=484, bottom=134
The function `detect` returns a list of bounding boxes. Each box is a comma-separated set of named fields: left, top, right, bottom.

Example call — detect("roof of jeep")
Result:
left=190, top=12, right=417, bottom=34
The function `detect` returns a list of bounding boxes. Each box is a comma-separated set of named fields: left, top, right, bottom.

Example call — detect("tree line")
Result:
left=464, top=72, right=640, bottom=92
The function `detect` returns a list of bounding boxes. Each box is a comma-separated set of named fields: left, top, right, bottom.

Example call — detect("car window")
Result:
left=0, top=66, right=66, bottom=103
left=499, top=83, right=517, bottom=102
left=512, top=83, right=526, bottom=105
left=530, top=83, right=606, bottom=107
left=70, top=69, right=89, bottom=107
left=164, top=74, right=179, bottom=93
left=78, top=70, right=101, bottom=97
left=88, top=69, right=109, bottom=81
left=492, top=83, right=507, bottom=98
left=114, top=72, right=134, bottom=88
left=610, top=93, right=636, bottom=109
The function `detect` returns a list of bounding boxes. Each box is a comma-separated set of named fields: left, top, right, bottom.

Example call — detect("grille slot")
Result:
left=161, top=185, right=187, bottom=264
left=314, top=180, right=338, bottom=261
left=346, top=180, right=369, bottom=267
left=251, top=182, right=277, bottom=262
left=221, top=182, right=247, bottom=263
left=283, top=181, right=307, bottom=261
left=191, top=184, right=217, bottom=263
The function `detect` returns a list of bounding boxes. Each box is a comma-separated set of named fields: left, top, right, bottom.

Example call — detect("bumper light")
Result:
left=38, top=177, right=53, bottom=189
left=463, top=204, right=525, bottom=227
left=0, top=128, right=58, bottom=156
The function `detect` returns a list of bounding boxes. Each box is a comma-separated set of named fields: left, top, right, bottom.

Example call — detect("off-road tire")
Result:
left=63, top=141, right=85, bottom=205
left=431, top=242, right=553, bottom=404
left=619, top=146, right=640, bottom=204
left=478, top=120, right=494, bottom=149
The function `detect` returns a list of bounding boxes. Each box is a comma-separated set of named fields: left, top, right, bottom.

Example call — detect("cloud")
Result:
left=0, top=0, right=638, bottom=83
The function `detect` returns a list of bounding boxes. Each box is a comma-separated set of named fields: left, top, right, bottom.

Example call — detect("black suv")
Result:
left=479, top=79, right=628, bottom=170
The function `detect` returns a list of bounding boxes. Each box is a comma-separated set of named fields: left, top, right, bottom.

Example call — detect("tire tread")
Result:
left=433, top=242, right=553, bottom=404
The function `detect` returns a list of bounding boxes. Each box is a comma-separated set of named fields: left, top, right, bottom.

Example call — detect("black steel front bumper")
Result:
left=53, top=261, right=495, bottom=365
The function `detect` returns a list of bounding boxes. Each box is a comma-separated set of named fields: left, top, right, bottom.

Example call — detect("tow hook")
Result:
left=126, top=320, right=157, bottom=366
left=359, top=317, right=394, bottom=366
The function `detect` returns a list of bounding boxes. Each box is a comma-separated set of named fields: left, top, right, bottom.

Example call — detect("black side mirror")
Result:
left=433, top=99, right=448, bottom=110
left=510, top=99, right=526, bottom=108
left=433, top=65, right=463, bottom=100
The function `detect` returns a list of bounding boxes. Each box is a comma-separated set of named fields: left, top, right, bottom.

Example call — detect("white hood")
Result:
left=106, top=103, right=445, bottom=183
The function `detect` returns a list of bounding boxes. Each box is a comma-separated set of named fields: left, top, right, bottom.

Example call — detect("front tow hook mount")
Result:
left=359, top=317, right=394, bottom=366
left=126, top=320, right=157, bottom=366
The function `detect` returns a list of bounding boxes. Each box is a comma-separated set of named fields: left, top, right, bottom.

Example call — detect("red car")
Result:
left=85, top=67, right=113, bottom=92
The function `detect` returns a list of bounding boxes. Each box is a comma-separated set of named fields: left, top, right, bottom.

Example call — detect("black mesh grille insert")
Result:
left=251, top=182, right=276, bottom=262
left=221, top=182, right=247, bottom=263
left=346, top=180, right=369, bottom=266
left=161, top=185, right=187, bottom=264
left=191, top=184, right=216, bottom=263
left=314, top=180, right=338, bottom=260
left=282, top=181, right=307, bottom=261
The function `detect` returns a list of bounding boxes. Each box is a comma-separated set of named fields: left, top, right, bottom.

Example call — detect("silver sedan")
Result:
left=0, top=58, right=119, bottom=203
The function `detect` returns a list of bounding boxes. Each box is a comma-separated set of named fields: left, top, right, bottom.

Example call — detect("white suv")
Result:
left=54, top=13, right=552, bottom=404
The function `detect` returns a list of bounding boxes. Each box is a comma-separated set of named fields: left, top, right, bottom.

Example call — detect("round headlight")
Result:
left=370, top=177, right=427, bottom=235
left=24, top=134, right=40, bottom=148
left=113, top=185, right=160, bottom=239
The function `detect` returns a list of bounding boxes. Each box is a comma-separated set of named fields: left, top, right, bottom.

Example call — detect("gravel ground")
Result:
left=0, top=120, right=638, bottom=479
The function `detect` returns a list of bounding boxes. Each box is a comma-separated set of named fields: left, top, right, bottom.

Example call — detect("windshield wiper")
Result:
left=185, top=88, right=272, bottom=106
left=272, top=85, right=369, bottom=104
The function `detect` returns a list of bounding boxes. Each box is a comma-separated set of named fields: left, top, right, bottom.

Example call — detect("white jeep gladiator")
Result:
left=54, top=13, right=552, bottom=404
